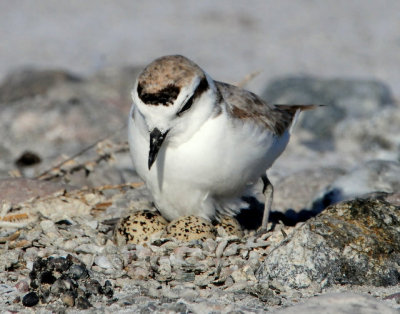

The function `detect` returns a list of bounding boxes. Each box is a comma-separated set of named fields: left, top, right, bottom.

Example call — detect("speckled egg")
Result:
left=114, top=210, right=168, bottom=245
left=163, top=216, right=216, bottom=242
left=215, top=215, right=243, bottom=237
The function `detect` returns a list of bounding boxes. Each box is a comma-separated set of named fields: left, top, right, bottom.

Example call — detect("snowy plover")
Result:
left=128, top=55, right=317, bottom=229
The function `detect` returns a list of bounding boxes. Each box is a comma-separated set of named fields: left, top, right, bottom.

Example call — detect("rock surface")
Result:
left=257, top=198, right=400, bottom=290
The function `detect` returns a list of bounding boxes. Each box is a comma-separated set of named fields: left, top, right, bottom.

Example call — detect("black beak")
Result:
left=148, top=128, right=169, bottom=170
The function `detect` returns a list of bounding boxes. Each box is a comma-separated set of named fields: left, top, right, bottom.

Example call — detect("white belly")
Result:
left=128, top=109, right=290, bottom=221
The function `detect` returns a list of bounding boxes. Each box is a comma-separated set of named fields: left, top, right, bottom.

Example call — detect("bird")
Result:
left=128, top=55, right=317, bottom=229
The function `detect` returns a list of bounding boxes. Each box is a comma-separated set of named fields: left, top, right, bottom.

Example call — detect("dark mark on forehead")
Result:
left=137, top=83, right=180, bottom=106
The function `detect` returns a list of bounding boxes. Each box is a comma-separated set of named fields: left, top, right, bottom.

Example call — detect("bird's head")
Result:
left=131, top=55, right=217, bottom=170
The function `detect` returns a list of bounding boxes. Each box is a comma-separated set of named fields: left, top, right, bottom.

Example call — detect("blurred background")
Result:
left=1, top=0, right=399, bottom=211
left=1, top=0, right=400, bottom=97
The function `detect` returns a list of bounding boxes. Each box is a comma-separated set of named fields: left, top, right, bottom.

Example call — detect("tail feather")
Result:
left=274, top=104, right=323, bottom=134
left=274, top=104, right=323, bottom=113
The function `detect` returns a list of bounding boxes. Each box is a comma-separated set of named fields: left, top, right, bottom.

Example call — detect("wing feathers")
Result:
left=216, top=81, right=321, bottom=136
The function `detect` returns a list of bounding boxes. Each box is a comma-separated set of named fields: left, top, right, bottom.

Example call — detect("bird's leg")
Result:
left=261, top=174, right=274, bottom=230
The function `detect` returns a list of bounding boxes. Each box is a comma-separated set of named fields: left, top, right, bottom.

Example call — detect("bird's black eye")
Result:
left=176, top=77, right=209, bottom=117
left=177, top=96, right=194, bottom=116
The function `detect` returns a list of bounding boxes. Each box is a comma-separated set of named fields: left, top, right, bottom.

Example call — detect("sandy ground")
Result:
left=1, top=0, right=400, bottom=99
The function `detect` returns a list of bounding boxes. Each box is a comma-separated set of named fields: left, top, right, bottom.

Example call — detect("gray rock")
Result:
left=0, top=69, right=81, bottom=103
left=262, top=77, right=395, bottom=138
left=256, top=198, right=400, bottom=290
left=312, top=160, right=400, bottom=211
left=276, top=293, right=398, bottom=314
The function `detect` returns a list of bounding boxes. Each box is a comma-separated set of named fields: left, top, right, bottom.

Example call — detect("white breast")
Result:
left=128, top=105, right=290, bottom=221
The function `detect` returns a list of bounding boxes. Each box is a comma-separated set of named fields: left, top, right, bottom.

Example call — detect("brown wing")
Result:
left=215, top=81, right=318, bottom=136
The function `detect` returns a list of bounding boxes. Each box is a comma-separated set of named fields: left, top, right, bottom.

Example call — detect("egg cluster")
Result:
left=114, top=210, right=243, bottom=245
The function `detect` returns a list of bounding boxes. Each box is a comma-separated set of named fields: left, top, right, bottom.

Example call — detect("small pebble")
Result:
left=22, top=291, right=39, bottom=307
left=103, top=280, right=114, bottom=298
left=62, top=292, right=75, bottom=307
left=216, top=239, right=228, bottom=258
left=40, top=220, right=57, bottom=233
left=15, top=280, right=29, bottom=293
left=24, top=247, right=39, bottom=262
left=50, top=278, right=67, bottom=294
left=94, top=255, right=113, bottom=269
left=26, top=261, right=34, bottom=271
left=136, top=245, right=153, bottom=259
left=76, top=296, right=92, bottom=309
left=231, top=269, right=247, bottom=283
left=127, top=266, right=150, bottom=280
left=202, top=238, right=217, bottom=253
left=85, top=220, right=98, bottom=229
left=63, top=239, right=78, bottom=250
left=74, top=243, right=104, bottom=254
left=79, top=254, right=94, bottom=267
left=48, top=256, right=70, bottom=272
left=68, top=264, right=88, bottom=280
left=223, top=243, right=238, bottom=257
left=85, top=279, right=102, bottom=295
